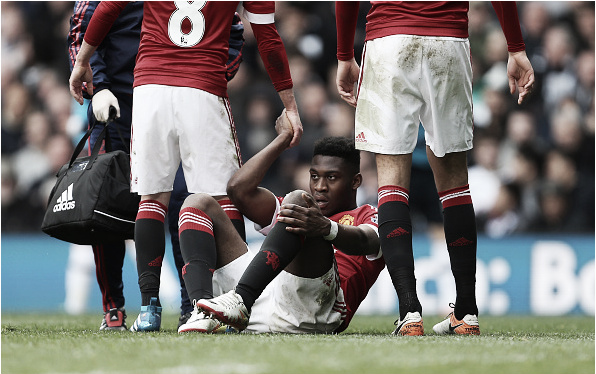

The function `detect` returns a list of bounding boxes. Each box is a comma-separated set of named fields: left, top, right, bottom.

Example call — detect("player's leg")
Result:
left=129, top=84, right=181, bottom=332
left=418, top=36, right=478, bottom=335
left=216, top=197, right=246, bottom=243
left=130, top=192, right=170, bottom=332
left=177, top=193, right=248, bottom=333
left=427, top=149, right=480, bottom=335
left=376, top=154, right=424, bottom=336
left=93, top=242, right=127, bottom=331
left=168, top=164, right=193, bottom=328
left=235, top=190, right=330, bottom=305
left=198, top=190, right=334, bottom=330
left=352, top=34, right=426, bottom=336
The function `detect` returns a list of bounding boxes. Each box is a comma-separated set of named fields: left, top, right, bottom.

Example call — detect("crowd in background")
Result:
left=2, top=1, right=594, bottom=237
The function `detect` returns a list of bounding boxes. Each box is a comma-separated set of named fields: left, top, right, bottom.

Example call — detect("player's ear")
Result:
left=352, top=173, right=362, bottom=190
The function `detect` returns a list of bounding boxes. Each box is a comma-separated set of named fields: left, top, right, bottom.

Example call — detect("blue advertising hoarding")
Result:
left=2, top=233, right=594, bottom=316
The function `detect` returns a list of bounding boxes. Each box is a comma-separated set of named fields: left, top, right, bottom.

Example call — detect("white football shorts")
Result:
left=130, top=84, right=241, bottom=196
left=213, top=251, right=345, bottom=334
left=355, top=34, right=473, bottom=157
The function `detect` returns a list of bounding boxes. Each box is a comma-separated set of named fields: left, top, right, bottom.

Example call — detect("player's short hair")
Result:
left=313, top=136, right=360, bottom=173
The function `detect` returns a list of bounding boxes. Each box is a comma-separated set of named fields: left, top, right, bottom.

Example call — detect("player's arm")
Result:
left=279, top=195, right=380, bottom=256
left=67, top=1, right=121, bottom=121
left=491, top=1, right=535, bottom=104
left=243, top=2, right=303, bottom=147
left=67, top=2, right=105, bottom=95
left=335, top=1, right=361, bottom=107
left=227, top=110, right=294, bottom=228
left=69, top=1, right=127, bottom=104
left=226, top=12, right=245, bottom=82
left=330, top=222, right=379, bottom=257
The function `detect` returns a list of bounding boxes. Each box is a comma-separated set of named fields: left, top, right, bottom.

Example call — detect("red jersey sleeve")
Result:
left=84, top=1, right=128, bottom=46
left=243, top=1, right=293, bottom=92
left=335, top=1, right=360, bottom=61
left=491, top=1, right=526, bottom=53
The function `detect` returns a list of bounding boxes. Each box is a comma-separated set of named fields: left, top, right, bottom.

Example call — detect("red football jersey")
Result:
left=327, top=204, right=385, bottom=332
left=85, top=1, right=292, bottom=97
left=336, top=1, right=525, bottom=61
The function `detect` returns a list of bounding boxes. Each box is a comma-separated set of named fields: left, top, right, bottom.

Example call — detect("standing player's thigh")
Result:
left=355, top=35, right=425, bottom=155
left=419, top=37, right=473, bottom=157
left=173, top=88, right=241, bottom=195
left=131, top=84, right=181, bottom=195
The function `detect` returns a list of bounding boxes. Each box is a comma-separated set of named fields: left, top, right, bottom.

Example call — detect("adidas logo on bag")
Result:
left=53, top=183, right=76, bottom=212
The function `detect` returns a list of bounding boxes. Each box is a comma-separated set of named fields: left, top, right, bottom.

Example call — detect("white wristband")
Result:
left=323, top=220, right=338, bottom=241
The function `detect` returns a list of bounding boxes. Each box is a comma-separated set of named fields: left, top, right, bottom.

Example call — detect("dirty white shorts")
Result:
left=355, top=34, right=473, bottom=157
left=213, top=251, right=346, bottom=334
left=130, top=84, right=241, bottom=196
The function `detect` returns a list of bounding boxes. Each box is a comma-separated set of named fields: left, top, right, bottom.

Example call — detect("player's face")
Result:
left=309, top=155, right=360, bottom=216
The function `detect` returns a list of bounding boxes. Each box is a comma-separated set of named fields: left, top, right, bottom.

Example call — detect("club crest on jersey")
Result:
left=338, top=214, right=354, bottom=226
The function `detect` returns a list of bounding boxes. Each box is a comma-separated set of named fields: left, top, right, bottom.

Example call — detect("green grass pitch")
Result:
left=1, top=313, right=594, bottom=374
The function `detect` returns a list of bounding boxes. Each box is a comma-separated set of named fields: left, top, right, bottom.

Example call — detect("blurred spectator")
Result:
left=482, top=182, right=523, bottom=238
left=497, top=110, right=547, bottom=179
left=1, top=3, right=34, bottom=88
left=469, top=134, right=502, bottom=218
left=509, top=144, right=544, bottom=226
left=528, top=182, right=576, bottom=232
left=538, top=24, right=578, bottom=113
left=11, top=111, right=52, bottom=193
left=1, top=1, right=594, bottom=235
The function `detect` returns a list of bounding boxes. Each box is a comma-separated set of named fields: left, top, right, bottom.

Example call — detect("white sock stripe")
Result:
left=138, top=206, right=166, bottom=217
left=178, top=217, right=214, bottom=232
left=179, top=212, right=213, bottom=229
left=439, top=189, right=471, bottom=203
left=139, top=202, right=166, bottom=215
left=219, top=204, right=239, bottom=212
left=179, top=212, right=213, bottom=230
left=179, top=218, right=213, bottom=231
left=378, top=189, right=409, bottom=201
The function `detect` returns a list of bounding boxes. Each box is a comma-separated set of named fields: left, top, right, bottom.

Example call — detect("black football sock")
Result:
left=178, top=207, right=217, bottom=303
left=439, top=185, right=478, bottom=320
left=218, top=199, right=246, bottom=242
left=378, top=186, right=422, bottom=320
left=235, top=222, right=303, bottom=312
left=135, top=200, right=167, bottom=306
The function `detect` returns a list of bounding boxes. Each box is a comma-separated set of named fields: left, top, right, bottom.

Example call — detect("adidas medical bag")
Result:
left=41, top=117, right=140, bottom=245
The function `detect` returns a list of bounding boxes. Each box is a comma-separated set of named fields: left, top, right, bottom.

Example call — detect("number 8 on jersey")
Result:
left=168, top=0, right=206, bottom=47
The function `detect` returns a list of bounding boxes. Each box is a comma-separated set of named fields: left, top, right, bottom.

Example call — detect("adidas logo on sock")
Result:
left=148, top=256, right=163, bottom=267
left=355, top=132, right=367, bottom=143
left=387, top=227, right=409, bottom=238
left=449, top=237, right=474, bottom=247
left=53, top=183, right=76, bottom=212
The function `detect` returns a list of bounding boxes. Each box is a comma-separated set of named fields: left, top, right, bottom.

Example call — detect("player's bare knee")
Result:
left=182, top=193, right=218, bottom=213
left=282, top=189, right=309, bottom=207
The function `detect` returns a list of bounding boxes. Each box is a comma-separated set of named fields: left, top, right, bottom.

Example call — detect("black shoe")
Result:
left=100, top=307, right=127, bottom=331
left=178, top=311, right=192, bottom=329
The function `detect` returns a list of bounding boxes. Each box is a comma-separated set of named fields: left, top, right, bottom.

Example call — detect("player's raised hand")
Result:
left=275, top=109, right=294, bottom=146
left=507, top=50, right=535, bottom=105
left=69, top=63, right=94, bottom=105
left=336, top=58, right=360, bottom=108
left=284, top=108, right=303, bottom=148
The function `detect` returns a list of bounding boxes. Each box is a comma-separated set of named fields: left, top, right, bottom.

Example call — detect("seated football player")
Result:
left=177, top=111, right=384, bottom=334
